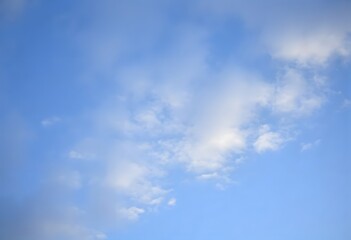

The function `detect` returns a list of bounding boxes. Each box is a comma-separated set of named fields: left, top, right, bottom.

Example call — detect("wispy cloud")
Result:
left=273, top=68, right=325, bottom=116
left=118, top=207, right=145, bottom=221
left=167, top=198, right=177, bottom=206
left=301, top=139, right=321, bottom=152
left=342, top=98, right=351, bottom=109
left=41, top=117, right=61, bottom=127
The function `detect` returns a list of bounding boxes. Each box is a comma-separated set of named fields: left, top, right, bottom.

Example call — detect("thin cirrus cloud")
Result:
left=301, top=139, right=321, bottom=152
left=0, top=0, right=350, bottom=239
left=41, top=116, right=61, bottom=127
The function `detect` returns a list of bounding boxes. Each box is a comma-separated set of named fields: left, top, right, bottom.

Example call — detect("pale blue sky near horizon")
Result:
left=0, top=0, right=350, bottom=239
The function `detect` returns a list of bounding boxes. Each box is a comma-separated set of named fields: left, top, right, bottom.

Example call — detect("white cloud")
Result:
left=180, top=128, right=247, bottom=173
left=61, top=28, right=331, bottom=235
left=135, top=109, right=161, bottom=129
left=175, top=72, right=273, bottom=173
left=268, top=29, right=351, bottom=65
left=342, top=98, right=351, bottom=109
left=41, top=117, right=61, bottom=127
left=259, top=5, right=351, bottom=65
left=68, top=138, right=99, bottom=161
left=301, top=139, right=321, bottom=152
left=118, top=207, right=145, bottom=221
left=198, top=172, right=220, bottom=180
left=95, top=233, right=108, bottom=240
left=106, top=161, right=167, bottom=206
left=68, top=150, right=86, bottom=160
left=68, top=61, right=327, bottom=228
left=254, top=125, right=284, bottom=153
left=167, top=198, right=177, bottom=206
left=197, top=171, right=233, bottom=188
left=55, top=170, right=82, bottom=189
left=273, top=68, right=325, bottom=115
left=2, top=1, right=344, bottom=239
left=200, top=0, right=351, bottom=66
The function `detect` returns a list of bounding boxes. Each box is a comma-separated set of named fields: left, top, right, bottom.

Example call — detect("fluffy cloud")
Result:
left=63, top=42, right=331, bottom=236
left=273, top=68, right=325, bottom=115
left=267, top=29, right=351, bottom=65
left=176, top=73, right=273, bottom=173
left=105, top=161, right=167, bottom=205
left=254, top=125, right=284, bottom=153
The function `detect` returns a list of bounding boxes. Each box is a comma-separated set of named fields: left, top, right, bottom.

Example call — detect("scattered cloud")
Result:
left=41, top=117, right=61, bottom=127
left=273, top=68, right=325, bottom=115
left=301, top=139, right=321, bottom=152
left=1, top=0, right=349, bottom=239
left=105, top=161, right=168, bottom=206
left=68, top=150, right=86, bottom=160
left=268, top=29, right=351, bottom=65
left=167, top=198, right=177, bottom=206
left=55, top=170, right=82, bottom=189
left=198, top=172, right=221, bottom=180
left=201, top=0, right=351, bottom=66
left=68, top=150, right=96, bottom=161
left=254, top=125, right=284, bottom=153
left=118, top=207, right=145, bottom=221
left=342, top=98, right=351, bottom=109
left=63, top=56, right=330, bottom=233
left=197, top=171, right=233, bottom=188
left=175, top=72, right=273, bottom=174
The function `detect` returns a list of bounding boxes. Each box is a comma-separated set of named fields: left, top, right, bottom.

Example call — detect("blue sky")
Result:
left=0, top=0, right=350, bottom=239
